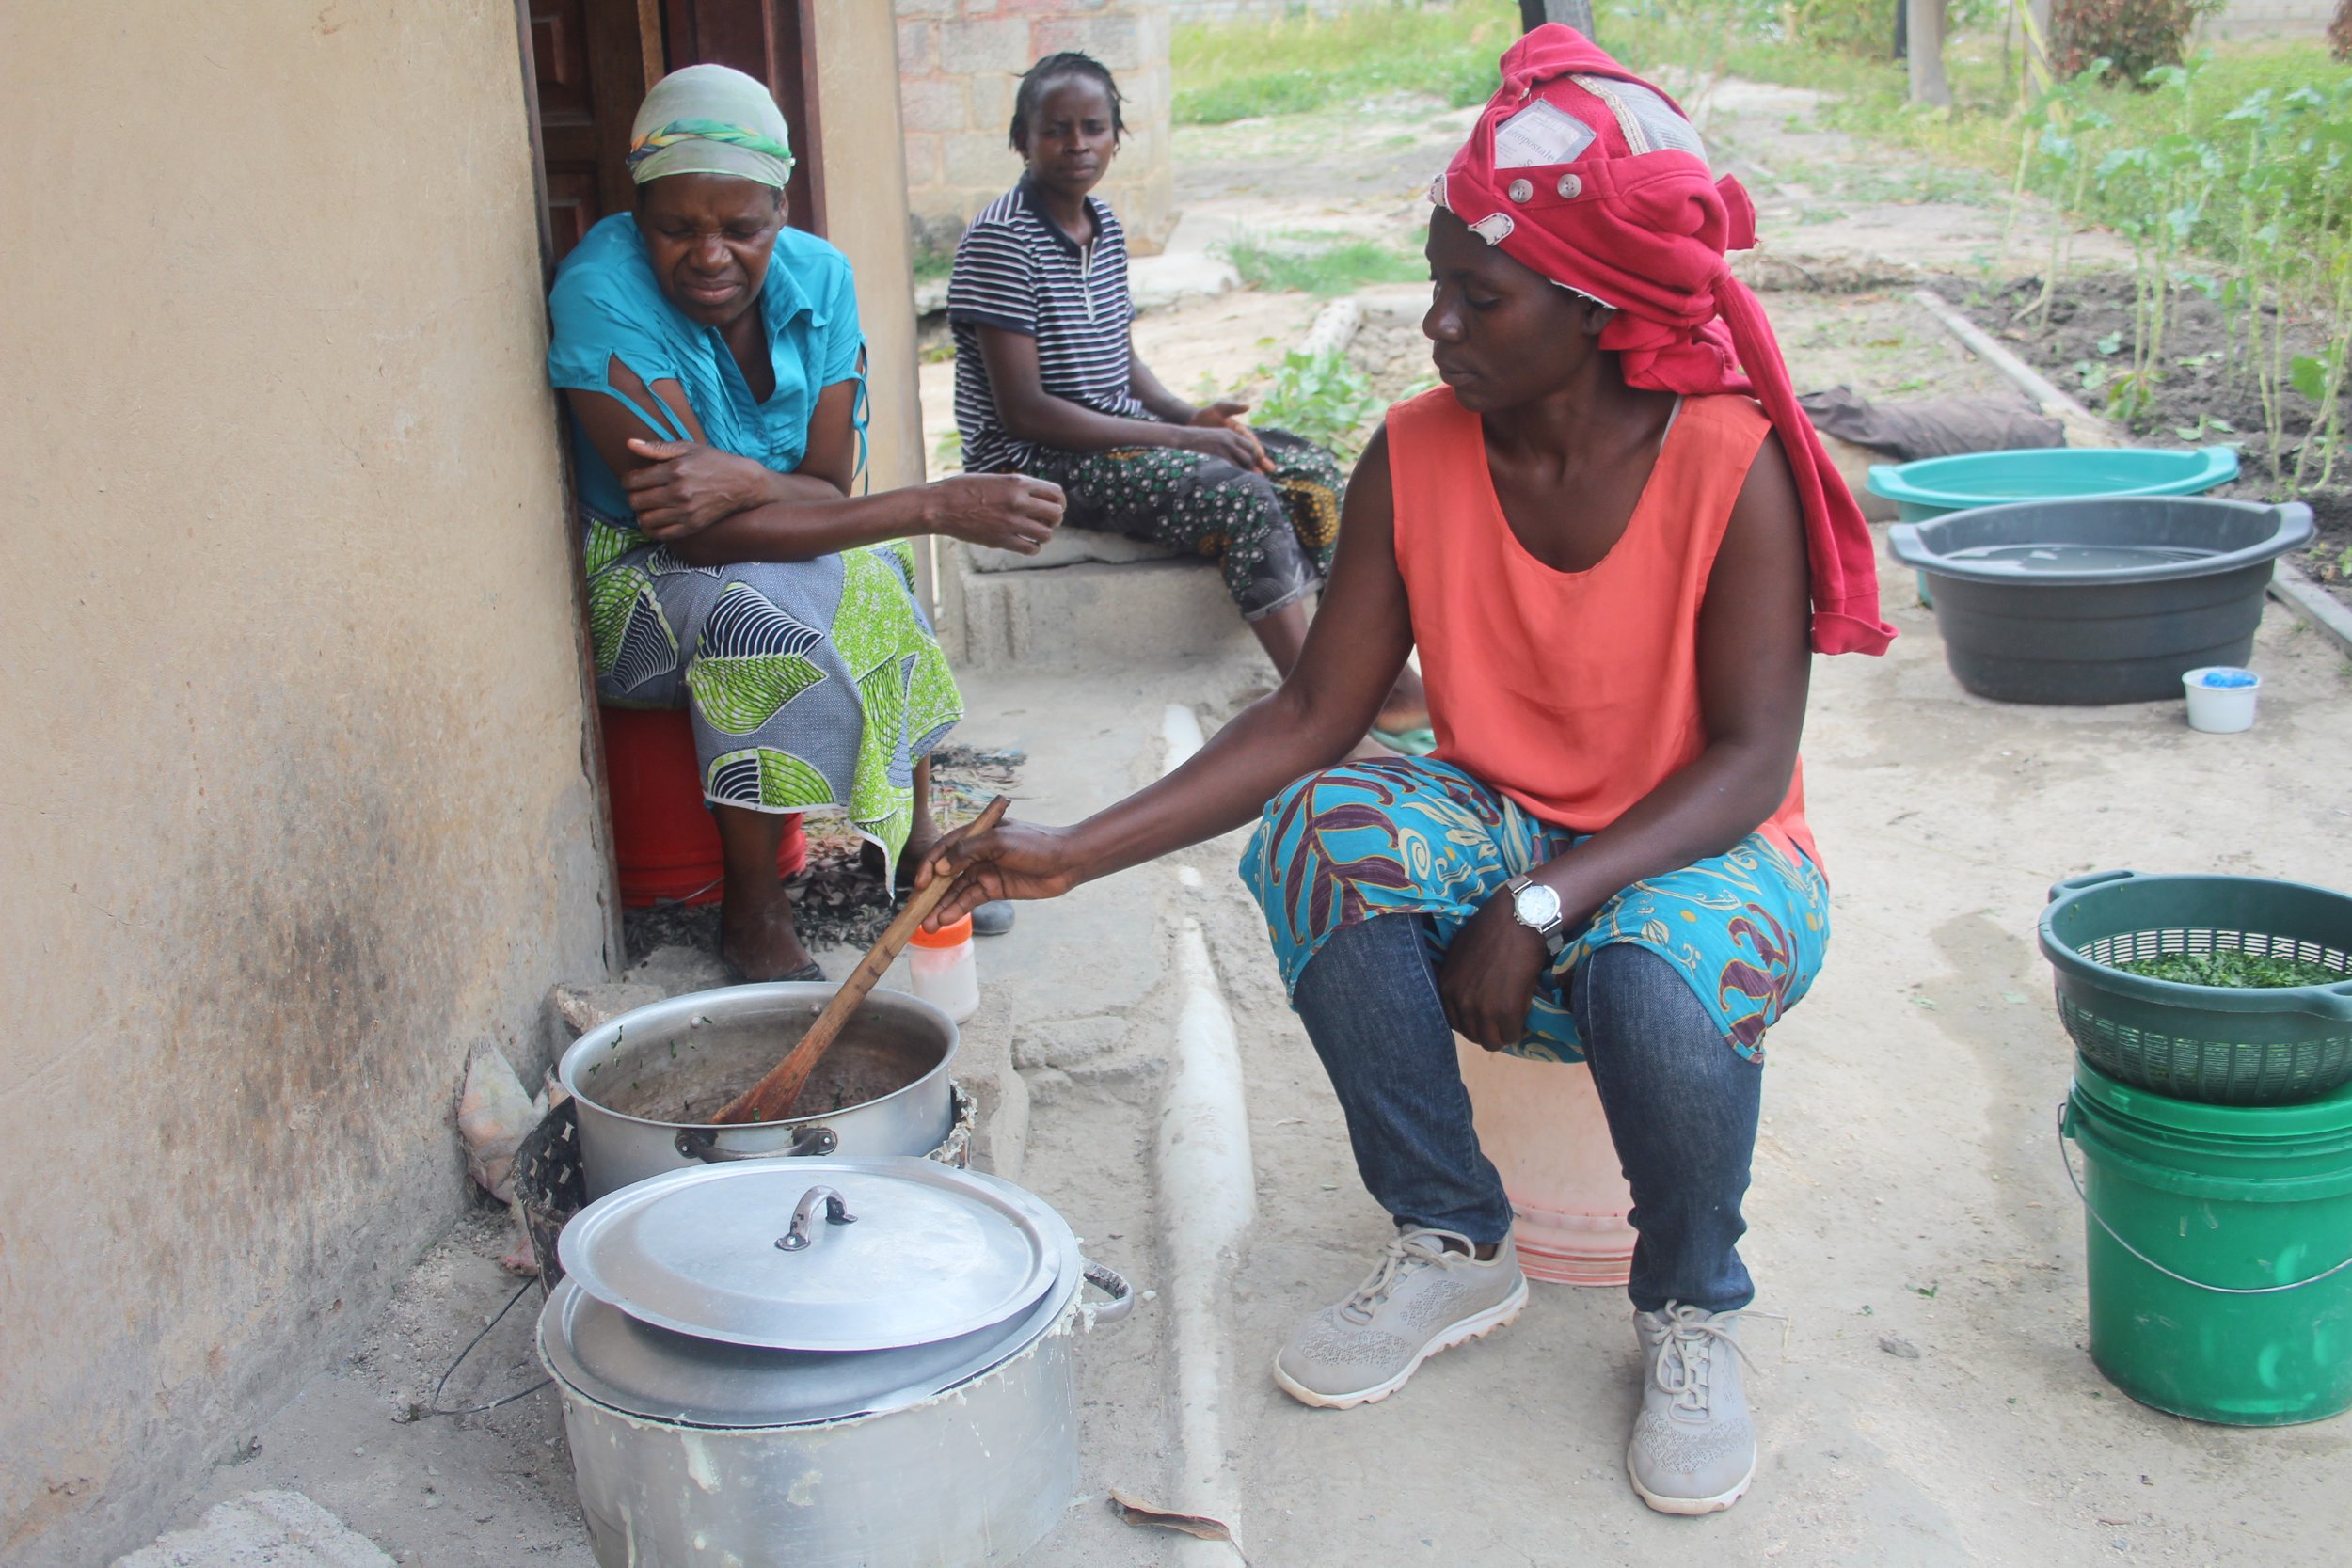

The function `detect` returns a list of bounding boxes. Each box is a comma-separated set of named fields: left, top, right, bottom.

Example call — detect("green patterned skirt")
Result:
left=584, top=513, right=963, bottom=865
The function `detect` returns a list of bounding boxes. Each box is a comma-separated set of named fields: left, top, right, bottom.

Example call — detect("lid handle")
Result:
left=774, top=1185, right=858, bottom=1252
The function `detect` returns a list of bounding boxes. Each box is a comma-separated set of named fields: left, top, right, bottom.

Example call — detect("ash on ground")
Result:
left=620, top=744, right=1026, bottom=963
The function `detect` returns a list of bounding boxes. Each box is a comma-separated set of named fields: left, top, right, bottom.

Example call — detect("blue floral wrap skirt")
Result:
left=1239, top=756, right=1831, bottom=1063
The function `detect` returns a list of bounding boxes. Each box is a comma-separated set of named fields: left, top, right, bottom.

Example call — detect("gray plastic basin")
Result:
left=1887, top=496, right=2312, bottom=705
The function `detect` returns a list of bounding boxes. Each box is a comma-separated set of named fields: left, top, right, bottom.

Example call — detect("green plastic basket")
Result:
left=2040, top=871, right=2352, bottom=1106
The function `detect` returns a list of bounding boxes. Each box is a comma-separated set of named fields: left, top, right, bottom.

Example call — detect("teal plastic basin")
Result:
left=1869, top=446, right=2240, bottom=606
left=1867, top=445, right=2240, bottom=524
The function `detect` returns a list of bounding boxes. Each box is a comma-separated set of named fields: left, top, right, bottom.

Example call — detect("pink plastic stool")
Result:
left=1455, top=1038, right=1636, bottom=1287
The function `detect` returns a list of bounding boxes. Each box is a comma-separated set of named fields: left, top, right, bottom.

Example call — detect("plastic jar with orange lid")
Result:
left=909, top=912, right=980, bottom=1022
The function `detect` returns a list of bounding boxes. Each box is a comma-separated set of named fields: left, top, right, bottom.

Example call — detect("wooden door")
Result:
left=516, top=0, right=824, bottom=271
left=660, top=0, right=824, bottom=235
left=526, top=0, right=664, bottom=263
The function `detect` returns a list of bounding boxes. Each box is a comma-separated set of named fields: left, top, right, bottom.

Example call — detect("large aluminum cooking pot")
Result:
left=559, top=983, right=956, bottom=1197
left=537, top=1157, right=1132, bottom=1568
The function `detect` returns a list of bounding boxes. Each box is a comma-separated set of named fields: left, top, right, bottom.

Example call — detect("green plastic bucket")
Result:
left=2062, top=1060, right=2352, bottom=1425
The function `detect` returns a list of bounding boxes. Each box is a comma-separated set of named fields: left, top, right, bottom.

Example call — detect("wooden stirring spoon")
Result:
left=710, top=794, right=1009, bottom=1126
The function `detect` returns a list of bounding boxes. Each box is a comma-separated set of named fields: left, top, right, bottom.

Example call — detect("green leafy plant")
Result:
left=1251, top=348, right=1384, bottom=463
left=2117, top=950, right=2346, bottom=987
left=2090, top=66, right=2225, bottom=418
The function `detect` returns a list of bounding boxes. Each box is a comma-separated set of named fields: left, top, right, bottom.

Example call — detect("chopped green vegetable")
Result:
left=2116, top=951, right=2345, bottom=989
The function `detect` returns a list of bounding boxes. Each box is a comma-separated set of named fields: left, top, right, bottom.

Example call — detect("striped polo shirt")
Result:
left=947, top=179, right=1143, bottom=473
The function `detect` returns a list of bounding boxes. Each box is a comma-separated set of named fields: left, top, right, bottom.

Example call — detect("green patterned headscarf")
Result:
left=628, top=64, right=796, bottom=189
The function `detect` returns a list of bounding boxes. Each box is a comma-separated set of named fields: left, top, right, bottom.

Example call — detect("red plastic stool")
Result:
left=600, top=705, right=806, bottom=908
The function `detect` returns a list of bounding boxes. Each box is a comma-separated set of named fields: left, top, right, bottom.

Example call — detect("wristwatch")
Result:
left=1505, top=875, right=1566, bottom=957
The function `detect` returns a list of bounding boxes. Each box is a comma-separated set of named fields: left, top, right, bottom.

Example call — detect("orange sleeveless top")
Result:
left=1387, top=387, right=1817, bottom=869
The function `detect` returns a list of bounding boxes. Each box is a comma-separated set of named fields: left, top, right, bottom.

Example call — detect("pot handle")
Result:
left=774, top=1185, right=858, bottom=1252
left=1081, top=1259, right=1135, bottom=1327
left=675, top=1122, right=839, bottom=1163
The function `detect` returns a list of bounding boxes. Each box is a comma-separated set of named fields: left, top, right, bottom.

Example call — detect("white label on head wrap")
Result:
left=1494, top=99, right=1597, bottom=169
left=1572, top=74, right=1708, bottom=164
left=1429, top=172, right=1449, bottom=210
left=1468, top=213, right=1516, bottom=245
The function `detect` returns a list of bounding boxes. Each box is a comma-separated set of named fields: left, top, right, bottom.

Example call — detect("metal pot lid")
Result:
left=537, top=1257, right=1076, bottom=1428
left=556, top=1157, right=1066, bottom=1352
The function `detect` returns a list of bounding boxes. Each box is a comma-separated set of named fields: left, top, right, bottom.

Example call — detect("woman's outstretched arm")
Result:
left=920, top=424, right=1416, bottom=914
left=564, top=356, right=1062, bottom=566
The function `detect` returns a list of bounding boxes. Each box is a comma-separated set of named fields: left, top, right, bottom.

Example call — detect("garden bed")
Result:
left=1936, top=272, right=2352, bottom=610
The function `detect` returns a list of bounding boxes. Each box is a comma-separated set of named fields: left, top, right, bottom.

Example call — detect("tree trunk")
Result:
left=1520, top=0, right=1597, bottom=40
left=1907, top=0, right=1951, bottom=107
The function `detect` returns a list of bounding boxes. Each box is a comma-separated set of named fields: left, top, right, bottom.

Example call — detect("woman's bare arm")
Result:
left=975, top=326, right=1262, bottom=470
left=1126, top=347, right=1195, bottom=424
left=1132, top=338, right=1271, bottom=472
left=921, top=424, right=1416, bottom=912
left=564, top=356, right=1062, bottom=565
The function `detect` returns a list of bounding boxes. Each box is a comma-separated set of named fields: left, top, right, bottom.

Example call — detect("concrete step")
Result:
left=952, top=552, right=1256, bottom=671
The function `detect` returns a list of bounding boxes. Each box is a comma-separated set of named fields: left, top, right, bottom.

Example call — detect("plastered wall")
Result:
left=0, top=4, right=612, bottom=1563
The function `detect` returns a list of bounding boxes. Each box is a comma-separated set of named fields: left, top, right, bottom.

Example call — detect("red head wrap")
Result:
left=1438, top=25, right=1892, bottom=656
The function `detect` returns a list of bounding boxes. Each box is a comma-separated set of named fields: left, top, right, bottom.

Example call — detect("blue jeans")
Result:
left=1292, top=914, right=1763, bottom=1312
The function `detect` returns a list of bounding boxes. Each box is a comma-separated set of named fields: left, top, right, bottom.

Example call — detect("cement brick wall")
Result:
left=898, top=0, right=1176, bottom=259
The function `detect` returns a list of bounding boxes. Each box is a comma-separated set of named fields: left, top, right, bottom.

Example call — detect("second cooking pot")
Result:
left=559, top=982, right=957, bottom=1197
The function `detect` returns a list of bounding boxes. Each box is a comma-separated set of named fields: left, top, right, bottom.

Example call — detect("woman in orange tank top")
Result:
left=922, top=28, right=1887, bottom=1518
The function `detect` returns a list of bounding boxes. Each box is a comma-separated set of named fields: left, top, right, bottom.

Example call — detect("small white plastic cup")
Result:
left=2183, top=666, right=2261, bottom=733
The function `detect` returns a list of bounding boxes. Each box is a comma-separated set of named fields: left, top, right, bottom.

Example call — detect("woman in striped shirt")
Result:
left=948, top=53, right=1430, bottom=744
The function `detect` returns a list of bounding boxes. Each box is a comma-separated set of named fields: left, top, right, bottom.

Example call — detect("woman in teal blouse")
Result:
left=549, top=65, right=1061, bottom=981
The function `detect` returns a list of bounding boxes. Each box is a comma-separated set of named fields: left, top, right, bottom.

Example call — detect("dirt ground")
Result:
left=1940, top=271, right=2352, bottom=601
left=137, top=73, right=2352, bottom=1568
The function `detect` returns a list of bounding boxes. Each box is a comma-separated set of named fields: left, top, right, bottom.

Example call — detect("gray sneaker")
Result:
left=1628, top=1303, right=1770, bottom=1514
left=1273, top=1227, right=1529, bottom=1409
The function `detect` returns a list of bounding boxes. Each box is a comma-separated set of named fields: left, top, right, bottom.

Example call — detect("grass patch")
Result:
left=1222, top=232, right=1426, bottom=297
left=1172, top=0, right=1519, bottom=124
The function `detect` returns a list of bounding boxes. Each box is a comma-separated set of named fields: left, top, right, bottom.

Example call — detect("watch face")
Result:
left=1515, top=881, right=1562, bottom=929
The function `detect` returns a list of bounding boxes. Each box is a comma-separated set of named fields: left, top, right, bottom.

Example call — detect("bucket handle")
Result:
left=2057, top=1101, right=2352, bottom=1295
left=2045, top=868, right=2139, bottom=904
